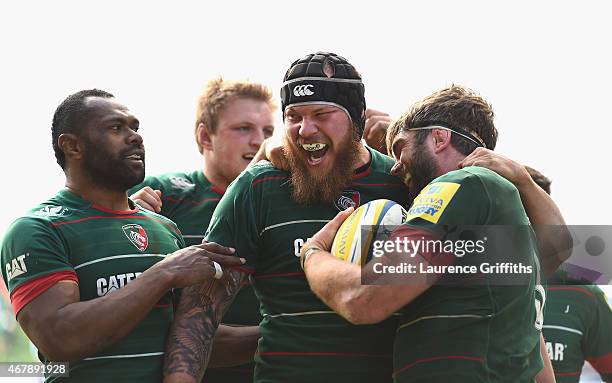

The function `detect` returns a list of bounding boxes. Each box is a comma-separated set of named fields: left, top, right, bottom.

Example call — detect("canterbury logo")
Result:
left=293, top=84, right=314, bottom=97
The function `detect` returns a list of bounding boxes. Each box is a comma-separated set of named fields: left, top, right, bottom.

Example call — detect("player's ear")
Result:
left=58, top=133, right=83, bottom=162
left=197, top=122, right=214, bottom=151
left=432, top=129, right=452, bottom=153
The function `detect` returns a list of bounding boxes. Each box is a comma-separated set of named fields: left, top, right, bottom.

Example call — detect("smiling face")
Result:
left=283, top=104, right=360, bottom=204
left=205, top=97, right=274, bottom=186
left=79, top=96, right=145, bottom=191
left=390, top=130, right=439, bottom=201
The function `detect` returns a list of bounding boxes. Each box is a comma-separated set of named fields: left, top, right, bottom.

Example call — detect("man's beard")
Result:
left=406, top=142, right=439, bottom=201
left=82, top=140, right=145, bottom=191
left=283, top=132, right=361, bottom=205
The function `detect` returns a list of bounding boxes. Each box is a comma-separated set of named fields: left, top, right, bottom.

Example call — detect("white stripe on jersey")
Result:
left=260, top=220, right=330, bottom=236
left=84, top=351, right=164, bottom=360
left=264, top=310, right=336, bottom=318
left=264, top=311, right=403, bottom=318
left=542, top=325, right=583, bottom=336
left=398, top=314, right=493, bottom=330
left=74, top=254, right=166, bottom=270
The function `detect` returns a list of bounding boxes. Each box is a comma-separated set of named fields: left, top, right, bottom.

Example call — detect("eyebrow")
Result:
left=100, top=115, right=139, bottom=125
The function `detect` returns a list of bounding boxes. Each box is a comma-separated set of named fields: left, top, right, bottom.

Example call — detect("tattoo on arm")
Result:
left=164, top=269, right=247, bottom=380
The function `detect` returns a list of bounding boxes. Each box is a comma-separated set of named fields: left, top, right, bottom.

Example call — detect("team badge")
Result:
left=122, top=224, right=149, bottom=252
left=335, top=190, right=361, bottom=211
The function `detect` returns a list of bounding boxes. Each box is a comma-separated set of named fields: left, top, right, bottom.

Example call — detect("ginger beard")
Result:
left=283, top=128, right=361, bottom=205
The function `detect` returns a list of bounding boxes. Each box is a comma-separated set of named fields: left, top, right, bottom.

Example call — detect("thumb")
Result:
left=325, top=207, right=354, bottom=233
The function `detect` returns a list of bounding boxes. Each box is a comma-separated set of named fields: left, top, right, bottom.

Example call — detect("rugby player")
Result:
left=163, top=52, right=410, bottom=383
left=527, top=167, right=612, bottom=382
left=300, top=86, right=564, bottom=382
left=129, top=78, right=275, bottom=382
left=0, top=89, right=243, bottom=382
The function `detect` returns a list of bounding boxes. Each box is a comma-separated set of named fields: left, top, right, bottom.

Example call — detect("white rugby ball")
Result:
left=331, top=199, right=408, bottom=265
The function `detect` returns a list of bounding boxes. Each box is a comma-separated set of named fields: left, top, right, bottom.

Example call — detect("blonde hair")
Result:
left=195, top=77, right=276, bottom=153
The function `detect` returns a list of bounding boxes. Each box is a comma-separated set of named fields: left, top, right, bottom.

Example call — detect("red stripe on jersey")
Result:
left=162, top=196, right=221, bottom=206
left=50, top=215, right=180, bottom=235
left=91, top=204, right=139, bottom=214
left=11, top=270, right=78, bottom=316
left=393, top=355, right=483, bottom=377
left=547, top=286, right=594, bottom=297
left=210, top=185, right=226, bottom=195
left=555, top=371, right=581, bottom=377
left=352, top=167, right=372, bottom=179
left=254, top=272, right=305, bottom=279
left=229, top=266, right=255, bottom=275
left=252, top=176, right=289, bottom=187
left=587, top=352, right=612, bottom=374
left=349, top=182, right=405, bottom=188
left=257, top=351, right=390, bottom=358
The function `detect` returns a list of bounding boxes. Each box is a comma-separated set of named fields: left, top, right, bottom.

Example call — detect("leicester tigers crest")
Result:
left=335, top=190, right=360, bottom=211
left=122, top=224, right=149, bottom=252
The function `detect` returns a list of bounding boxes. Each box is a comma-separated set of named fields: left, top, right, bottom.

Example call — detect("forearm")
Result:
left=164, top=271, right=246, bottom=383
left=42, top=269, right=172, bottom=361
left=304, top=251, right=380, bottom=323
left=208, top=324, right=260, bottom=368
left=515, top=176, right=572, bottom=275
left=536, top=333, right=556, bottom=383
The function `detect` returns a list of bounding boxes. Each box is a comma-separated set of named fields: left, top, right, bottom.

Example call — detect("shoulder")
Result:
left=239, top=161, right=290, bottom=189
left=368, top=148, right=396, bottom=174
left=435, top=166, right=518, bottom=195
left=131, top=171, right=197, bottom=194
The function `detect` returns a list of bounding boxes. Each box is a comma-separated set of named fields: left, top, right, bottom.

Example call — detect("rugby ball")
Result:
left=331, top=199, right=408, bottom=265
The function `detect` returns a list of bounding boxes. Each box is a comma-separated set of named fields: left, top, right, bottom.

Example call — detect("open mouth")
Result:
left=242, top=153, right=256, bottom=161
left=301, top=143, right=328, bottom=165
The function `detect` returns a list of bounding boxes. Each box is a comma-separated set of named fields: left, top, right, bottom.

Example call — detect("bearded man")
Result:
left=162, top=52, right=409, bottom=383
left=0, top=89, right=242, bottom=382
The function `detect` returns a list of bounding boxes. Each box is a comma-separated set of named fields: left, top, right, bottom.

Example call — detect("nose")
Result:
left=298, top=116, right=318, bottom=137
left=127, top=129, right=143, bottom=147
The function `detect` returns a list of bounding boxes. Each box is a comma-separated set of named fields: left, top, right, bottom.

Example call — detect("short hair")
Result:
left=525, top=165, right=551, bottom=195
left=52, top=89, right=115, bottom=169
left=194, top=77, right=276, bottom=154
left=387, top=85, right=498, bottom=155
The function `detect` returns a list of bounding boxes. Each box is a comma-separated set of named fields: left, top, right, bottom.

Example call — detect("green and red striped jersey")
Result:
left=395, top=167, right=544, bottom=382
left=543, top=283, right=612, bottom=382
left=1, top=189, right=184, bottom=382
left=130, top=170, right=260, bottom=382
left=206, top=149, right=410, bottom=383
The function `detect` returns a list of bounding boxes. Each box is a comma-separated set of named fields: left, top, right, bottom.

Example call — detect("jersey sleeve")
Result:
left=205, top=172, right=260, bottom=273
left=1, top=217, right=77, bottom=315
left=405, top=167, right=493, bottom=231
left=583, top=286, right=612, bottom=380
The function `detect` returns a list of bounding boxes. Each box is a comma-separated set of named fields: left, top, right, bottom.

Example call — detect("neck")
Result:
left=354, top=143, right=371, bottom=169
left=201, top=156, right=230, bottom=190
left=65, top=172, right=131, bottom=211
left=435, top=150, right=466, bottom=177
